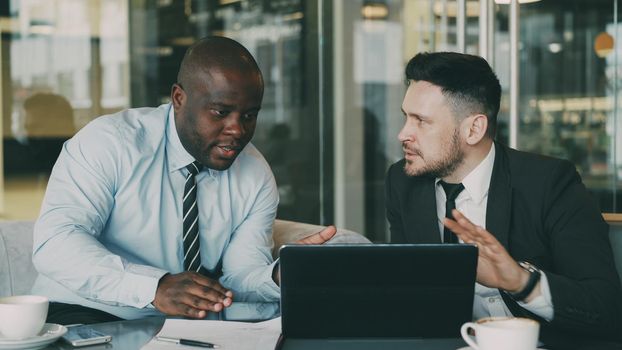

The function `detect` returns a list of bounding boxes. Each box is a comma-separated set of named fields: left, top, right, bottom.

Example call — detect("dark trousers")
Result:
left=47, top=302, right=124, bottom=325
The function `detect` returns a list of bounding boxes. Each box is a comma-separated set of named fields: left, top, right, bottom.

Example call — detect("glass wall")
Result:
left=332, top=0, right=483, bottom=241
left=0, top=0, right=620, bottom=243
left=0, top=0, right=326, bottom=223
left=332, top=0, right=622, bottom=241
left=331, top=0, right=405, bottom=242
left=1, top=0, right=129, bottom=219
left=512, top=0, right=621, bottom=212
left=127, top=0, right=324, bottom=224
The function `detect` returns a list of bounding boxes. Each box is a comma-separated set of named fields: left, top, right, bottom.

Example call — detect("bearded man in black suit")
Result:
left=385, top=52, right=622, bottom=348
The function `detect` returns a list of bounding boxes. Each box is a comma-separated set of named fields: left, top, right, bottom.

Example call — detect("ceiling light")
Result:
left=29, top=22, right=54, bottom=36
left=494, top=0, right=542, bottom=4
left=548, top=42, right=562, bottom=53
left=361, top=3, right=389, bottom=20
left=283, top=12, right=304, bottom=21
left=170, top=37, right=195, bottom=46
left=594, top=32, right=614, bottom=58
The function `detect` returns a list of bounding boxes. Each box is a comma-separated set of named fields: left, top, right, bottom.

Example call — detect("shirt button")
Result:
left=488, top=297, right=496, bottom=303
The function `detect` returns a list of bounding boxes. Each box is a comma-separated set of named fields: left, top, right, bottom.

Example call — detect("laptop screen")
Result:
left=279, top=244, right=477, bottom=339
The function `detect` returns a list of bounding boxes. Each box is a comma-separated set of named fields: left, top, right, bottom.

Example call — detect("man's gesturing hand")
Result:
left=153, top=272, right=233, bottom=318
left=443, top=210, right=534, bottom=296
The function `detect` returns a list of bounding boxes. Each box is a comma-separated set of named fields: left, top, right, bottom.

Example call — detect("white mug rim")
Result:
left=475, top=316, right=539, bottom=328
left=0, top=295, right=49, bottom=305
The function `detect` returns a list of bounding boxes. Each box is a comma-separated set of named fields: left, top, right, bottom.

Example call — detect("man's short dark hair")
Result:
left=405, top=52, right=501, bottom=138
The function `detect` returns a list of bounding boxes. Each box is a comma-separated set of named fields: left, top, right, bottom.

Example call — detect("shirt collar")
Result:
left=461, top=143, right=495, bottom=204
left=165, top=104, right=197, bottom=173
left=436, top=143, right=495, bottom=205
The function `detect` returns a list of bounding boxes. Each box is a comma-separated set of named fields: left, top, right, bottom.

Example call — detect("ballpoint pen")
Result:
left=156, top=336, right=220, bottom=348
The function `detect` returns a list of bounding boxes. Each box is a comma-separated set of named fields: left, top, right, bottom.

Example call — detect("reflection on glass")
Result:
left=2, top=0, right=621, bottom=227
left=11, top=92, right=75, bottom=173
left=494, top=1, right=619, bottom=211
left=334, top=0, right=479, bottom=241
left=2, top=0, right=129, bottom=219
left=129, top=0, right=322, bottom=223
left=221, top=302, right=280, bottom=322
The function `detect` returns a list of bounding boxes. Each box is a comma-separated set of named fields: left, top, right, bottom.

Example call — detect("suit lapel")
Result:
left=410, top=177, right=442, bottom=243
left=485, top=143, right=512, bottom=250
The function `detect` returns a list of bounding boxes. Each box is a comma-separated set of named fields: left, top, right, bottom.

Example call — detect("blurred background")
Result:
left=0, top=0, right=620, bottom=242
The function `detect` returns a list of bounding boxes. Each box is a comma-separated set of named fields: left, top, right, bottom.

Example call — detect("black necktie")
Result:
left=439, top=181, right=464, bottom=244
left=183, top=161, right=202, bottom=272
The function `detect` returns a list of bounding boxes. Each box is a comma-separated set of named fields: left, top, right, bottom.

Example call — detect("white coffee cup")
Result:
left=0, top=295, right=49, bottom=339
left=460, top=317, right=540, bottom=350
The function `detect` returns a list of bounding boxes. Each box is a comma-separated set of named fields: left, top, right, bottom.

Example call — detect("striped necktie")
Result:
left=183, top=161, right=202, bottom=272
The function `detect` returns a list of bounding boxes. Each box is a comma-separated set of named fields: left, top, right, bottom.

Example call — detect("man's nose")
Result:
left=224, top=115, right=244, bottom=137
left=397, top=124, right=413, bottom=143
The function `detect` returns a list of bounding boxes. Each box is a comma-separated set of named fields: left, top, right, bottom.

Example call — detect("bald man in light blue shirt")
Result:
left=31, top=36, right=335, bottom=323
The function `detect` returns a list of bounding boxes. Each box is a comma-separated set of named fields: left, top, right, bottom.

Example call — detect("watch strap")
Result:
left=508, top=261, right=541, bottom=302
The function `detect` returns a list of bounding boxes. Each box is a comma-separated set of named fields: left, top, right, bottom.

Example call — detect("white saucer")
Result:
left=0, top=324, right=67, bottom=349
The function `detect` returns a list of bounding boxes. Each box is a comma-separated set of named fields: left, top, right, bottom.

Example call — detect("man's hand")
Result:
left=273, top=225, right=338, bottom=285
left=153, top=272, right=233, bottom=318
left=295, top=225, right=338, bottom=245
left=444, top=210, right=538, bottom=300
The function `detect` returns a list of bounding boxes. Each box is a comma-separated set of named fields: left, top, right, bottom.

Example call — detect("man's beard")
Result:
left=403, top=128, right=464, bottom=178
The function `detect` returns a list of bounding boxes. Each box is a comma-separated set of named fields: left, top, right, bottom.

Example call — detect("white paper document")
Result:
left=141, top=317, right=281, bottom=350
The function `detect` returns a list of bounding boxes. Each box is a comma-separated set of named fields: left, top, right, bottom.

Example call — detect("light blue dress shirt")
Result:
left=31, top=104, right=280, bottom=320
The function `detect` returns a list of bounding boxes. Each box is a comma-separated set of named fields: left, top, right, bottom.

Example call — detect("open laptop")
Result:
left=276, top=244, right=477, bottom=350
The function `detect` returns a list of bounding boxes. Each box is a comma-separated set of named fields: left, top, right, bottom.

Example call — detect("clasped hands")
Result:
left=153, top=226, right=337, bottom=318
left=444, top=210, right=540, bottom=302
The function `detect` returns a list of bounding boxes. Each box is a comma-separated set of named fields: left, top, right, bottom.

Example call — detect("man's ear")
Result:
left=464, top=114, right=488, bottom=145
left=171, top=84, right=185, bottom=111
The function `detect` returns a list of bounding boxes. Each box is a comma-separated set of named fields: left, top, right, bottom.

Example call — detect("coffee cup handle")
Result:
left=460, top=322, right=479, bottom=349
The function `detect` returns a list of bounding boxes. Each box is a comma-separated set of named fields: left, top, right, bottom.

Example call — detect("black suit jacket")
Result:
left=385, top=142, right=622, bottom=347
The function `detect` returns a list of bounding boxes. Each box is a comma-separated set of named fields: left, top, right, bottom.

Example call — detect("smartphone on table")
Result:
left=61, top=325, right=112, bottom=347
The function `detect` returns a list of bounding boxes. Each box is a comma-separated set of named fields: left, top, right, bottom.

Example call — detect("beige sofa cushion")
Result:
left=272, top=219, right=370, bottom=258
left=4, top=219, right=621, bottom=296
left=0, top=219, right=368, bottom=297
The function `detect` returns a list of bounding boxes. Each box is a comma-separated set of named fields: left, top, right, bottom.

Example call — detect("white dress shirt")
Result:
left=435, top=144, right=554, bottom=321
left=31, top=104, right=280, bottom=319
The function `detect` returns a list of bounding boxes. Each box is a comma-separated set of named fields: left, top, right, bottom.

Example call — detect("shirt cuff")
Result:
left=118, top=263, right=169, bottom=308
left=517, top=271, right=554, bottom=321
left=256, top=260, right=281, bottom=301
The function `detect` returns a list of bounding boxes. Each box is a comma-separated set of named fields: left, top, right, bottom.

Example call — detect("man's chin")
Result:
left=403, top=161, right=439, bottom=178
left=403, top=162, right=423, bottom=177
left=202, top=157, right=236, bottom=171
